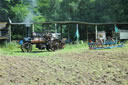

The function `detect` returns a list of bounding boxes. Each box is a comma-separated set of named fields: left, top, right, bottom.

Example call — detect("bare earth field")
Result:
left=0, top=46, right=128, bottom=85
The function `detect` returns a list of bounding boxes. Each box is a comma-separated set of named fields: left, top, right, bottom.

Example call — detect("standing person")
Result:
left=97, top=34, right=104, bottom=47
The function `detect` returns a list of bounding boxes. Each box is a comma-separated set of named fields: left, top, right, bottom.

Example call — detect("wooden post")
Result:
left=86, top=25, right=88, bottom=41
left=60, top=25, right=63, bottom=39
left=68, top=25, right=70, bottom=43
left=26, top=27, right=29, bottom=37
left=55, top=23, right=57, bottom=33
left=95, top=25, right=98, bottom=40
left=32, top=24, right=35, bottom=33
left=42, top=24, right=45, bottom=32
left=48, top=24, right=50, bottom=31
left=8, top=24, right=11, bottom=43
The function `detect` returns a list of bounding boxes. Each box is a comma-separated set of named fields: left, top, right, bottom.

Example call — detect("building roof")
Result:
left=10, top=21, right=128, bottom=25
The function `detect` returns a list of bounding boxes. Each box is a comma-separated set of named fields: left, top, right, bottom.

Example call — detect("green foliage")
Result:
left=65, top=42, right=88, bottom=50
left=11, top=4, right=28, bottom=22
left=124, top=40, right=128, bottom=44
left=1, top=0, right=128, bottom=40
left=38, top=0, right=50, bottom=7
left=33, top=16, right=46, bottom=32
left=3, top=42, right=19, bottom=50
left=5, top=0, right=11, bottom=3
left=90, top=0, right=95, bottom=2
left=12, top=34, right=23, bottom=40
left=0, top=42, right=88, bottom=57
left=33, top=16, right=46, bottom=23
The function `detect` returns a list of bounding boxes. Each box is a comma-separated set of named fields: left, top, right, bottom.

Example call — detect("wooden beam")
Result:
left=9, top=21, right=128, bottom=28
left=60, top=25, right=63, bottom=39
left=37, top=21, right=128, bottom=25
left=8, top=24, right=11, bottom=42
left=86, top=25, right=88, bottom=41
left=11, top=23, right=33, bottom=25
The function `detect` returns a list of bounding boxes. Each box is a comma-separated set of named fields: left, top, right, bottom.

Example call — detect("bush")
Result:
left=124, top=40, right=128, bottom=44
left=65, top=42, right=88, bottom=50
left=3, top=42, right=20, bottom=50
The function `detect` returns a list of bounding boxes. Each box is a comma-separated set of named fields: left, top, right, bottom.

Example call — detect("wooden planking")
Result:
left=0, top=37, right=8, bottom=40
left=0, top=22, right=9, bottom=41
left=0, top=22, right=8, bottom=30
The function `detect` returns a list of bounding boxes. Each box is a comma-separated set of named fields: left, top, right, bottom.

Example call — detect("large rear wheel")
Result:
left=21, top=42, right=32, bottom=52
left=46, top=44, right=55, bottom=51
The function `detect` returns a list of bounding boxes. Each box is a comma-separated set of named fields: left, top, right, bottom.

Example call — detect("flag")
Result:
left=75, top=24, right=80, bottom=42
left=114, top=25, right=119, bottom=44
left=115, top=25, right=119, bottom=33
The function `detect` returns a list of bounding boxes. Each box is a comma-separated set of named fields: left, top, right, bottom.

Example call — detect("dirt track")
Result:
left=0, top=49, right=128, bottom=85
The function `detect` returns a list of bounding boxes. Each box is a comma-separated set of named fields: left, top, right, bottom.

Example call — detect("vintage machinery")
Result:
left=20, top=32, right=65, bottom=52
left=88, top=31, right=123, bottom=50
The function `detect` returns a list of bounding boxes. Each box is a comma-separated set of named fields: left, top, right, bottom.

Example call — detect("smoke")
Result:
left=23, top=0, right=38, bottom=27
left=31, top=0, right=37, bottom=7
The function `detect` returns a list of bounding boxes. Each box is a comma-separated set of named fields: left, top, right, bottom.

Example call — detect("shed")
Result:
left=0, top=22, right=10, bottom=43
left=9, top=21, right=128, bottom=43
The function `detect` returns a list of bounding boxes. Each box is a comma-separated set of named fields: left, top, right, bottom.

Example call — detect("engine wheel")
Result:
left=46, top=45, right=50, bottom=51
left=21, top=42, right=32, bottom=52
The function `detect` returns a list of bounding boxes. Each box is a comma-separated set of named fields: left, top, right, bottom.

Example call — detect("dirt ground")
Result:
left=0, top=48, right=128, bottom=85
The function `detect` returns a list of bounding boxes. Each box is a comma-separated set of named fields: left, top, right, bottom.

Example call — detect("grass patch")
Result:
left=1, top=41, right=128, bottom=57
left=0, top=42, right=88, bottom=57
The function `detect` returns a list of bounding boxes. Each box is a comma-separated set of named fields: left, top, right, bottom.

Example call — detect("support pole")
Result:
left=32, top=24, right=35, bottom=36
left=95, top=25, right=98, bottom=40
left=8, top=24, right=11, bottom=43
left=86, top=25, right=88, bottom=41
left=114, top=24, right=117, bottom=44
left=42, top=24, right=45, bottom=32
left=55, top=24, right=57, bottom=33
left=60, top=25, right=63, bottom=39
left=68, top=25, right=70, bottom=43
left=48, top=24, right=50, bottom=32
left=26, top=27, right=29, bottom=37
left=32, top=24, right=35, bottom=33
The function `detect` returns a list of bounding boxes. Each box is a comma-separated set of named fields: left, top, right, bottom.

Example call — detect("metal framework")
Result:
left=9, top=21, right=128, bottom=42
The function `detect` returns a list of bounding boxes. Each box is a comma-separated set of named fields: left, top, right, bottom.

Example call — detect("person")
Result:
left=96, top=34, right=104, bottom=47
left=89, top=40, right=94, bottom=49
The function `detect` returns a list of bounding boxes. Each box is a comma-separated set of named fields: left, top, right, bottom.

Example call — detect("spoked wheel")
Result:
left=46, top=44, right=55, bottom=51
left=21, top=42, right=32, bottom=52
left=46, top=45, right=50, bottom=51
left=46, top=40, right=55, bottom=52
left=50, top=45, right=56, bottom=51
